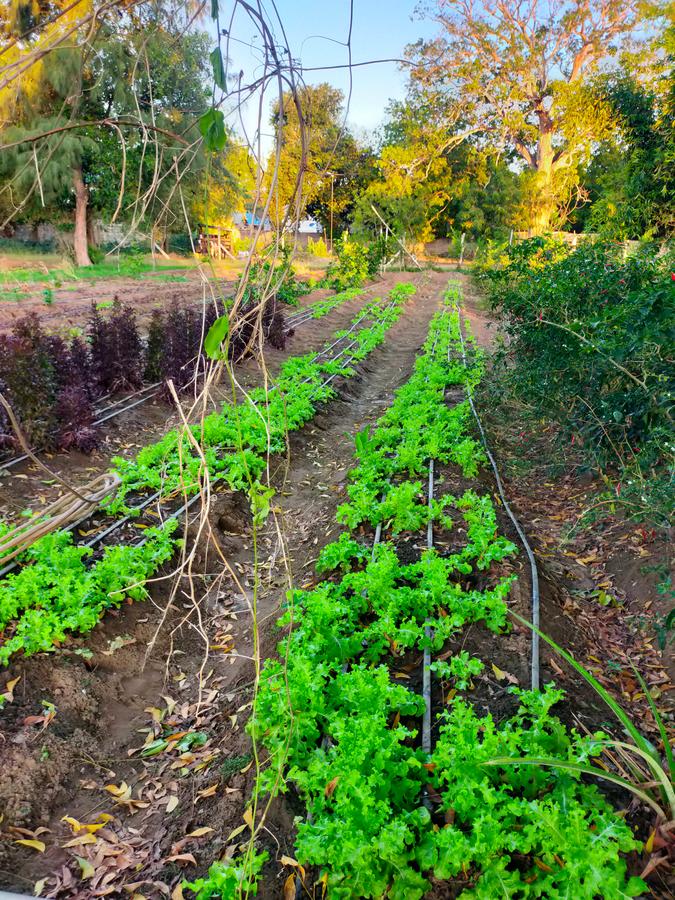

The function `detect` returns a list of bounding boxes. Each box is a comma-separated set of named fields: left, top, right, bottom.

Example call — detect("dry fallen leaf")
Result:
left=166, top=796, right=179, bottom=814
left=104, top=782, right=130, bottom=799
left=324, top=777, right=339, bottom=799
left=63, top=833, right=98, bottom=848
left=14, top=839, right=45, bottom=852
left=62, top=813, right=113, bottom=834
left=1, top=675, right=21, bottom=703
left=165, top=853, right=197, bottom=866
left=196, top=783, right=218, bottom=800
left=491, top=663, right=519, bottom=685
left=75, top=855, right=95, bottom=880
left=187, top=827, right=214, bottom=838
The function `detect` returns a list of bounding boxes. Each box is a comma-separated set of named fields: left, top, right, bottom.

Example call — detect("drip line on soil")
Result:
left=91, top=381, right=163, bottom=425
left=423, top=458, right=434, bottom=757
left=454, top=301, right=541, bottom=691
left=420, top=323, right=445, bottom=760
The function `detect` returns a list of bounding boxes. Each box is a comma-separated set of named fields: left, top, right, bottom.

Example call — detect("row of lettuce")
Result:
left=0, top=284, right=415, bottom=666
left=187, top=291, right=645, bottom=899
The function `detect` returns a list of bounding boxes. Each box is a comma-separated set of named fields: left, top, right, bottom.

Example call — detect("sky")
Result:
left=217, top=1, right=437, bottom=152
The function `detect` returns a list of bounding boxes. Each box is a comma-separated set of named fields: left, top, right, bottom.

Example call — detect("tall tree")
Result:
left=409, top=0, right=653, bottom=231
left=0, top=4, right=224, bottom=263
left=266, top=83, right=368, bottom=235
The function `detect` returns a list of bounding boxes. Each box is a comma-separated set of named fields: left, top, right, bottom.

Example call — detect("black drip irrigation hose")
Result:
left=423, top=458, right=434, bottom=758
left=92, top=381, right=163, bottom=423
left=454, top=302, right=540, bottom=691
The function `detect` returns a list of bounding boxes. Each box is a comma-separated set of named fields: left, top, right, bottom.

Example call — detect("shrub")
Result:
left=481, top=238, right=675, bottom=525
left=88, top=245, right=105, bottom=265
left=0, top=315, right=60, bottom=449
left=54, top=385, right=98, bottom=452
left=88, top=298, right=144, bottom=393
left=306, top=236, right=329, bottom=257
left=325, top=234, right=370, bottom=290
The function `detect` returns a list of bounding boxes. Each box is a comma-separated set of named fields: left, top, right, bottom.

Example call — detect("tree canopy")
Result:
left=0, top=1, right=252, bottom=262
left=406, top=0, right=657, bottom=232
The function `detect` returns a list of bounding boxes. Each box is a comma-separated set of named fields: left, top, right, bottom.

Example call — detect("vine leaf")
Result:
left=210, top=48, right=226, bottom=89
left=199, top=109, right=228, bottom=152
left=204, top=314, right=230, bottom=358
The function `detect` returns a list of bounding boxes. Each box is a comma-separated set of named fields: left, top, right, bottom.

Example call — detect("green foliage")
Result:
left=316, top=532, right=369, bottom=574
left=305, top=236, right=329, bottom=257
left=429, top=687, right=646, bottom=898
left=0, top=284, right=414, bottom=667
left=309, top=287, right=362, bottom=319
left=237, top=300, right=642, bottom=897
left=106, top=285, right=414, bottom=514
left=267, top=83, right=375, bottom=233
left=483, top=239, right=674, bottom=526
left=575, top=61, right=675, bottom=238
left=406, top=0, right=649, bottom=231
left=239, top=247, right=312, bottom=307
left=324, top=234, right=371, bottom=291
left=0, top=523, right=177, bottom=664
left=184, top=850, right=268, bottom=899
left=2, top=12, right=251, bottom=246
left=431, top=652, right=484, bottom=691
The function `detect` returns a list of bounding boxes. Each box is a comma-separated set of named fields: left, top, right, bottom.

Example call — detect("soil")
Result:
left=0, top=271, right=445, bottom=896
left=0, top=270, right=223, bottom=335
left=0, top=269, right=672, bottom=898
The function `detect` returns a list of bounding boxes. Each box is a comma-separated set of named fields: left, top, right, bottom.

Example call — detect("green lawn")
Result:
left=0, top=255, right=195, bottom=300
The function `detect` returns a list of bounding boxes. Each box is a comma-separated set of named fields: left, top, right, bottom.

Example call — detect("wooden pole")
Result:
left=369, top=203, right=422, bottom=270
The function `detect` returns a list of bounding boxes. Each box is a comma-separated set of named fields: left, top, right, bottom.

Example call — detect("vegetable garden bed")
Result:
left=0, top=284, right=415, bottom=666
left=189, top=288, right=651, bottom=899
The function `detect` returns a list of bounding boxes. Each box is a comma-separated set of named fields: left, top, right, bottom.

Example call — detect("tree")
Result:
left=0, top=4, right=232, bottom=263
left=574, top=12, right=675, bottom=238
left=192, top=139, right=257, bottom=228
left=305, top=141, right=377, bottom=239
left=266, top=83, right=371, bottom=236
left=409, top=0, right=653, bottom=232
left=352, top=95, right=519, bottom=243
left=352, top=95, right=459, bottom=242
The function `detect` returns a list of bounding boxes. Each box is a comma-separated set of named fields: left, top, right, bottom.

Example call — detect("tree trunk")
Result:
left=86, top=209, right=96, bottom=249
left=72, top=166, right=92, bottom=267
left=532, top=129, right=556, bottom=234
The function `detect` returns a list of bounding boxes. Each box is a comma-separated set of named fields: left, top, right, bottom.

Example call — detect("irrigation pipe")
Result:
left=420, top=326, right=444, bottom=759
left=423, top=458, right=434, bottom=755
left=92, top=381, right=162, bottom=418
left=454, top=302, right=541, bottom=691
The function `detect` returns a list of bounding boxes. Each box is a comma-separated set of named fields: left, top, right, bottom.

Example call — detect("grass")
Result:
left=0, top=254, right=196, bottom=300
